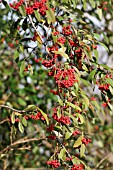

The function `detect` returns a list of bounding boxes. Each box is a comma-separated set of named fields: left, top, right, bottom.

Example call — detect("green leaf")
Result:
left=28, top=66, right=33, bottom=75
left=88, top=69, right=96, bottom=81
left=98, top=42, right=109, bottom=51
left=46, top=7, right=56, bottom=24
left=80, top=144, right=86, bottom=157
left=72, top=157, right=78, bottom=164
left=100, top=64, right=111, bottom=70
left=91, top=100, right=100, bottom=113
left=24, top=105, right=36, bottom=112
left=58, top=148, right=66, bottom=160
left=19, top=5, right=26, bottom=16
left=52, top=50, right=69, bottom=59
left=102, top=33, right=109, bottom=44
left=93, top=49, right=99, bottom=61
left=37, top=107, right=49, bottom=125
left=18, top=98, right=27, bottom=107
left=93, top=33, right=100, bottom=39
left=19, top=44, right=24, bottom=52
left=73, top=135, right=83, bottom=148
left=57, top=107, right=61, bottom=118
left=34, top=10, right=41, bottom=22
left=20, top=61, right=26, bottom=74
left=72, top=0, right=76, bottom=9
left=97, top=8, right=102, bottom=20
left=106, top=78, right=113, bottom=88
left=58, top=99, right=63, bottom=106
left=82, top=0, right=87, bottom=10
left=65, top=131, right=72, bottom=140
left=109, top=86, right=113, bottom=95
left=66, top=102, right=82, bottom=111
left=18, top=122, right=24, bottom=133
left=81, top=78, right=90, bottom=86
left=11, top=113, right=15, bottom=124
left=22, top=117, right=27, bottom=127
left=14, top=50, right=19, bottom=60
left=89, top=0, right=96, bottom=8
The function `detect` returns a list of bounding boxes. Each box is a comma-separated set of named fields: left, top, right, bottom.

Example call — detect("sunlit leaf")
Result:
left=73, top=135, right=83, bottom=148
left=18, top=122, right=24, bottom=133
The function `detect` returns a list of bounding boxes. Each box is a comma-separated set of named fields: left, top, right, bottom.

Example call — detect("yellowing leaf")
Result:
left=80, top=144, right=86, bottom=157
left=66, top=102, right=82, bottom=111
left=52, top=50, right=69, bottom=59
left=18, top=122, right=24, bottom=133
left=46, top=7, right=56, bottom=24
left=11, top=113, right=15, bottom=124
left=65, top=131, right=72, bottom=140
left=73, top=135, right=83, bottom=148
left=36, top=34, right=43, bottom=44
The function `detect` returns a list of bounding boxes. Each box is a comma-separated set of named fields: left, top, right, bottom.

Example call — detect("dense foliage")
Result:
left=0, top=0, right=113, bottom=169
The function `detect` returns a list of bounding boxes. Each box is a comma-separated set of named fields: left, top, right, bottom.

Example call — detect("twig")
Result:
left=0, top=136, right=46, bottom=154
left=24, top=0, right=43, bottom=43
left=52, top=131, right=72, bottom=159
left=0, top=118, right=9, bottom=125
left=0, top=105, right=26, bottom=113
left=96, top=152, right=112, bottom=169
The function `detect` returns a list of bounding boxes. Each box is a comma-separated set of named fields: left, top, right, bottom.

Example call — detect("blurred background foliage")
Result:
left=0, top=0, right=113, bottom=169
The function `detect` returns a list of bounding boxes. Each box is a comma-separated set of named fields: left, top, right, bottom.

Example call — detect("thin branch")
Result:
left=96, top=152, right=112, bottom=169
left=0, top=105, right=26, bottom=113
left=52, top=131, right=71, bottom=159
left=24, top=0, right=43, bottom=43
left=0, top=118, right=9, bottom=125
left=0, top=136, right=46, bottom=154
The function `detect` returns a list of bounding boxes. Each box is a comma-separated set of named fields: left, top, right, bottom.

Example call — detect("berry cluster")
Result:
left=48, top=135, right=56, bottom=140
left=10, top=0, right=47, bottom=16
left=99, top=84, right=110, bottom=91
left=54, top=68, right=77, bottom=88
left=72, top=130, right=80, bottom=137
left=52, top=112, right=71, bottom=125
left=71, top=164, right=84, bottom=170
left=26, top=0, right=47, bottom=15
left=42, top=59, right=54, bottom=68
left=53, top=31, right=60, bottom=36
left=47, top=124, right=54, bottom=132
left=50, top=89, right=58, bottom=95
left=11, top=112, right=46, bottom=123
left=62, top=25, right=73, bottom=36
left=74, top=48, right=83, bottom=58
left=9, top=0, right=24, bottom=10
left=57, top=37, right=66, bottom=44
left=82, top=138, right=92, bottom=145
left=47, top=160, right=61, bottom=168
left=69, top=39, right=78, bottom=47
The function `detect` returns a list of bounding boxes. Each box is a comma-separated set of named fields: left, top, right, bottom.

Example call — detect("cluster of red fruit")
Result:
left=71, top=163, right=84, bottom=170
left=82, top=138, right=92, bottom=146
left=72, top=130, right=81, bottom=137
left=10, top=0, right=47, bottom=16
left=47, top=160, right=61, bottom=168
left=47, top=135, right=56, bottom=140
left=11, top=112, right=45, bottom=123
left=99, top=83, right=110, bottom=92
left=52, top=112, right=71, bottom=125
left=54, top=68, right=77, bottom=88
left=62, top=25, right=73, bottom=36
left=42, top=59, right=54, bottom=68
left=9, top=0, right=24, bottom=10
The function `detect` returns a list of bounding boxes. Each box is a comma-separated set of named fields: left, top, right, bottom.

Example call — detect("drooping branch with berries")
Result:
left=0, top=0, right=113, bottom=169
